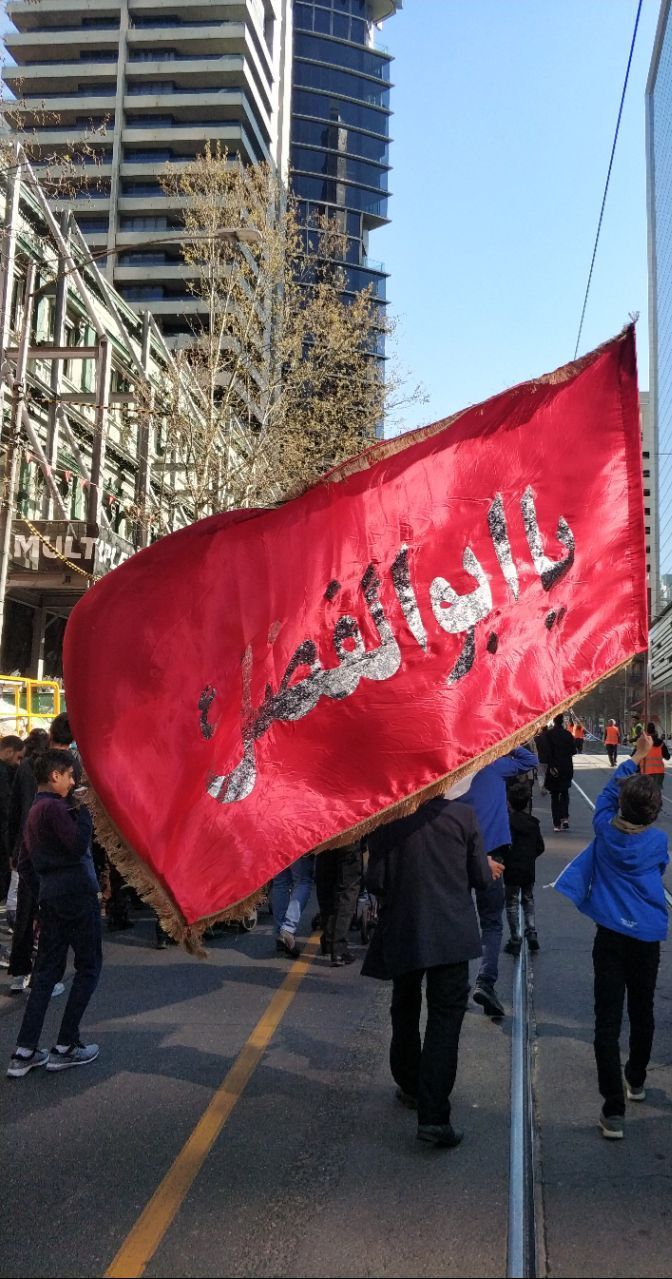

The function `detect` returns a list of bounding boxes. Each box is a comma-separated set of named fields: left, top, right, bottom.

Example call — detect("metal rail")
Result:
left=507, top=909, right=537, bottom=1278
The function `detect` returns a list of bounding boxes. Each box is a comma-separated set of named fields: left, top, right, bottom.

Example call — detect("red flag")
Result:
left=63, top=329, right=646, bottom=941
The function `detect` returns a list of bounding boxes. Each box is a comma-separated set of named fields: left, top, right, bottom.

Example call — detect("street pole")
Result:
left=0, top=261, right=35, bottom=658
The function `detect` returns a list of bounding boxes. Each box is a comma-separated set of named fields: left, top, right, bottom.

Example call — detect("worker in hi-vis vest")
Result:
left=604, top=720, right=620, bottom=768
left=639, top=721, right=670, bottom=791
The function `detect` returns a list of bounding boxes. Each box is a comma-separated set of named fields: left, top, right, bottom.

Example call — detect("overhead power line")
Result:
left=574, top=0, right=644, bottom=360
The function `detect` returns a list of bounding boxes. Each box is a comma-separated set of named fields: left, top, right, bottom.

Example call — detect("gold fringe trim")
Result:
left=88, top=790, right=265, bottom=957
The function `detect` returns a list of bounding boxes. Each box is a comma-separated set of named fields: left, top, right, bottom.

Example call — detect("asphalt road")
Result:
left=1, top=754, right=671, bottom=1278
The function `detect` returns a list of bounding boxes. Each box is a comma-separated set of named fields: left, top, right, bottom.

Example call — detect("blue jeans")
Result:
left=272, top=855, right=315, bottom=937
left=475, top=875, right=505, bottom=987
left=17, top=894, right=102, bottom=1051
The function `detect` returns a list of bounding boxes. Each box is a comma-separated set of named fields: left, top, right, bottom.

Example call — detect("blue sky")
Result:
left=377, top=0, right=661, bottom=429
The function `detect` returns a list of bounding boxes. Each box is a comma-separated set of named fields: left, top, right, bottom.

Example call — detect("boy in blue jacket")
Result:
left=554, top=733, right=669, bottom=1139
left=7, top=749, right=101, bottom=1079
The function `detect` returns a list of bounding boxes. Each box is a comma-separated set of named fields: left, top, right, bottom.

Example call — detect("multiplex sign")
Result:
left=10, top=520, right=133, bottom=576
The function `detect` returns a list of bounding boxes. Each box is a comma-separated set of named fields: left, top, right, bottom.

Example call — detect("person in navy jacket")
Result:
left=554, top=733, right=669, bottom=1139
left=459, top=745, right=537, bottom=1018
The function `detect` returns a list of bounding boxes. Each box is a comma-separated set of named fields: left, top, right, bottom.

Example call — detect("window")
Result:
left=119, top=251, right=168, bottom=265
left=131, top=15, right=181, bottom=27
left=129, top=49, right=177, bottom=61
left=644, top=489, right=651, bottom=496
left=120, top=215, right=168, bottom=230
left=73, top=216, right=108, bottom=233
left=124, top=148, right=174, bottom=162
left=643, top=469, right=651, bottom=477
left=122, top=179, right=164, bottom=196
left=120, top=285, right=166, bottom=301
left=85, top=50, right=118, bottom=62
left=127, top=82, right=176, bottom=95
left=126, top=115, right=174, bottom=128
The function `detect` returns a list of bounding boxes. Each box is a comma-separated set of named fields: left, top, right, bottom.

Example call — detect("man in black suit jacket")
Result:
left=363, top=795, right=491, bottom=1148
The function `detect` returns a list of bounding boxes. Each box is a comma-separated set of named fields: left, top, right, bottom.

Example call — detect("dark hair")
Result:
left=646, top=722, right=657, bottom=736
left=553, top=713, right=564, bottom=727
left=508, top=780, right=532, bottom=812
left=49, top=712, right=73, bottom=747
left=619, top=774, right=662, bottom=826
left=24, top=728, right=49, bottom=762
left=0, top=735, right=23, bottom=752
left=33, top=748, right=75, bottom=785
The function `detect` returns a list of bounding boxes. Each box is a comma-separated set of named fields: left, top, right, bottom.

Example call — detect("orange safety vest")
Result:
left=574, top=724, right=585, bottom=740
left=642, top=744, right=665, bottom=775
left=605, top=725, right=619, bottom=745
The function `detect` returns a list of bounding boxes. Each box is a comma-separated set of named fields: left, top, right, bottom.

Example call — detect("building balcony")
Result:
left=5, top=27, right=119, bottom=60
left=6, top=1, right=121, bottom=33
left=4, top=62, right=117, bottom=94
left=120, top=120, right=265, bottom=163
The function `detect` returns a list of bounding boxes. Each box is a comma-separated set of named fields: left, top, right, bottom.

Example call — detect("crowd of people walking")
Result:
left=0, top=707, right=669, bottom=1151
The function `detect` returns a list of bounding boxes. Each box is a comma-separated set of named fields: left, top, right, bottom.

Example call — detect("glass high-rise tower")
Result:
left=290, top=1, right=401, bottom=317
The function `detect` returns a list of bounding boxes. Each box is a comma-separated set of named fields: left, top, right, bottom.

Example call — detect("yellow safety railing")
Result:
left=0, top=676, right=61, bottom=736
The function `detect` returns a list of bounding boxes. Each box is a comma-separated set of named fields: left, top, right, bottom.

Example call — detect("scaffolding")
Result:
left=0, top=143, right=250, bottom=676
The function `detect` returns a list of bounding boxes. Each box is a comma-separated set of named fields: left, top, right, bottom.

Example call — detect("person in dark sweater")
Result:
left=503, top=781, right=545, bottom=956
left=363, top=795, right=491, bottom=1148
left=7, top=749, right=102, bottom=1078
left=0, top=735, right=24, bottom=900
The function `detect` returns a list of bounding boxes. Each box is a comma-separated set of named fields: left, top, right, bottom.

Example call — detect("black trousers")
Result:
left=505, top=884, right=535, bottom=939
left=593, top=925, right=660, bottom=1117
left=575, top=739, right=583, bottom=754
left=8, top=873, right=37, bottom=977
left=315, top=846, right=362, bottom=959
left=390, top=962, right=469, bottom=1126
left=17, top=894, right=103, bottom=1051
left=606, top=745, right=618, bottom=767
left=550, top=788, right=570, bottom=826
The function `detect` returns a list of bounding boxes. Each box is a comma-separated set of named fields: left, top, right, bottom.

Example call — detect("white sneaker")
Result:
left=46, top=1042, right=99, bottom=1071
left=625, top=1080, right=646, bottom=1102
left=8, top=975, right=25, bottom=994
left=51, top=982, right=65, bottom=999
left=7, top=1047, right=49, bottom=1077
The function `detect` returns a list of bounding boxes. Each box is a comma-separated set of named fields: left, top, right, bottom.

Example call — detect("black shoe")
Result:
left=473, top=982, right=505, bottom=1018
left=395, top=1086, right=418, bottom=1109
left=276, top=931, right=302, bottom=959
left=561, top=820, right=569, bottom=830
left=504, top=938, right=522, bottom=956
left=331, top=951, right=355, bottom=967
left=526, top=930, right=540, bottom=951
left=155, top=932, right=168, bottom=950
left=417, top=1123, right=463, bottom=1148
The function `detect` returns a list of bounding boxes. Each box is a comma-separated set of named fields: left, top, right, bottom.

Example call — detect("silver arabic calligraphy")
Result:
left=203, top=489, right=575, bottom=805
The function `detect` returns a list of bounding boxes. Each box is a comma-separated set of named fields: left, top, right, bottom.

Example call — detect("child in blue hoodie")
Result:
left=554, top=734, right=669, bottom=1140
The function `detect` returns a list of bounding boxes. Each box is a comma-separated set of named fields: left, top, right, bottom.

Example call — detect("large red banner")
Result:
left=64, top=329, right=646, bottom=934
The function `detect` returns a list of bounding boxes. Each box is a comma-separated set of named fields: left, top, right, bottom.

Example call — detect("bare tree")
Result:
left=159, top=143, right=418, bottom=513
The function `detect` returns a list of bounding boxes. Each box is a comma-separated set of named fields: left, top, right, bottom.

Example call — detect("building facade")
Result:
left=290, top=0, right=400, bottom=319
left=647, top=0, right=672, bottom=722
left=647, top=0, right=672, bottom=621
left=3, top=0, right=292, bottom=340
left=0, top=148, right=248, bottom=678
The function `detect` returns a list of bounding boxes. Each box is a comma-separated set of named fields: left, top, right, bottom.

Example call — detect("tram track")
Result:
left=506, top=753, right=672, bottom=1279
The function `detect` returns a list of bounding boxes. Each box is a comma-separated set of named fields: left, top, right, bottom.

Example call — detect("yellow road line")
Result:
left=104, top=937, right=319, bottom=1279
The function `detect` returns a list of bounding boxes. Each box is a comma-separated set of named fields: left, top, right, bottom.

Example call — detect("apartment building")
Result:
left=3, top=0, right=292, bottom=340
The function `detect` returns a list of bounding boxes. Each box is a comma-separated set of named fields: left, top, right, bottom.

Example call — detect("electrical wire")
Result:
left=574, top=0, right=644, bottom=360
